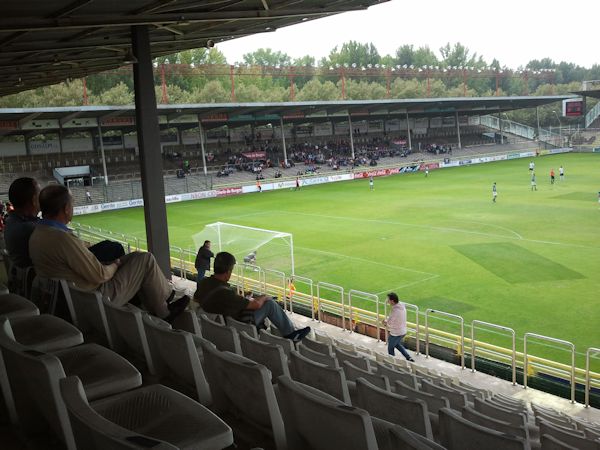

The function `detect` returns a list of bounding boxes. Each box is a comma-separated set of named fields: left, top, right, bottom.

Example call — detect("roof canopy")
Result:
left=0, top=96, right=574, bottom=136
left=0, top=0, right=386, bottom=97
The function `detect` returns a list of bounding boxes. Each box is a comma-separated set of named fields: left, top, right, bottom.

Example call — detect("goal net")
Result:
left=192, top=222, right=295, bottom=275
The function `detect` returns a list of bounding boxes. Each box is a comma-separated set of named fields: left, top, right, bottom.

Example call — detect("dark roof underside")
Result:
left=570, top=90, right=600, bottom=100
left=0, top=0, right=387, bottom=97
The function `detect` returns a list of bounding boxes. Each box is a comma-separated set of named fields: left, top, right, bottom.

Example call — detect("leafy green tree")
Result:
left=90, top=82, right=132, bottom=105
left=296, top=79, right=340, bottom=101
left=189, top=80, right=230, bottom=103
left=322, top=41, right=381, bottom=69
left=242, top=48, right=291, bottom=67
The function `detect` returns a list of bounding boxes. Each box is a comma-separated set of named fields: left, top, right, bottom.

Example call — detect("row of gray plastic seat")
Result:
left=0, top=291, right=234, bottom=449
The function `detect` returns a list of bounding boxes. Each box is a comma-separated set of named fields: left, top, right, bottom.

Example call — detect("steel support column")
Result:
left=406, top=112, right=412, bottom=150
left=132, top=25, right=171, bottom=277
left=97, top=123, right=109, bottom=185
left=198, top=121, right=208, bottom=176
left=280, top=117, right=288, bottom=165
left=455, top=111, right=462, bottom=149
left=348, top=114, right=355, bottom=160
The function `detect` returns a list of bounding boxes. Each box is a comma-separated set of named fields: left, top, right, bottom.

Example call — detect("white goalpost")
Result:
left=192, top=222, right=295, bottom=275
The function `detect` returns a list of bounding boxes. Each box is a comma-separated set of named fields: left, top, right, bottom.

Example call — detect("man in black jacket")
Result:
left=195, top=240, right=214, bottom=285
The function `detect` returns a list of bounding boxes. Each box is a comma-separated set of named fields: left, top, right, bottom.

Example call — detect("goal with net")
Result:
left=192, top=222, right=295, bottom=275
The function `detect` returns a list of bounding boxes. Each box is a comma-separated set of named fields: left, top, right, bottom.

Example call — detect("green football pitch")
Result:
left=76, top=153, right=600, bottom=366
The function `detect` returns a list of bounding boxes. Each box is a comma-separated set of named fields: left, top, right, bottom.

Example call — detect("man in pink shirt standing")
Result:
left=383, top=292, right=415, bottom=361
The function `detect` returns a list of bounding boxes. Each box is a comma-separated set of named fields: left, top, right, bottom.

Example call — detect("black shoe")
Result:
left=408, top=358, right=415, bottom=362
left=285, top=326, right=311, bottom=342
left=165, top=295, right=190, bottom=323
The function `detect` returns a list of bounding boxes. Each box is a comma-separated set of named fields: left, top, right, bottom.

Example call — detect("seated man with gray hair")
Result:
left=28, top=185, right=188, bottom=323
left=194, top=251, right=310, bottom=342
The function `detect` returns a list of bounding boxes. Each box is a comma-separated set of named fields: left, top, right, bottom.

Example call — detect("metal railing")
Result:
left=70, top=222, right=600, bottom=407
left=425, top=309, right=465, bottom=369
left=585, top=347, right=600, bottom=408
left=480, top=115, right=562, bottom=146
left=471, top=320, right=516, bottom=385
left=348, top=289, right=380, bottom=340
left=586, top=101, right=600, bottom=128
left=524, top=333, right=576, bottom=403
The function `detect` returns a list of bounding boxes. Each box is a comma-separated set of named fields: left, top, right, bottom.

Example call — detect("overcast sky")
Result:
left=218, top=0, right=599, bottom=69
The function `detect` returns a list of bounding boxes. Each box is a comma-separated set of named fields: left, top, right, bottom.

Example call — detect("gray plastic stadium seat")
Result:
left=0, top=283, right=8, bottom=296
left=199, top=314, right=242, bottom=354
left=173, top=310, right=202, bottom=335
left=473, top=397, right=528, bottom=429
left=0, top=319, right=141, bottom=449
left=539, top=419, right=599, bottom=450
left=355, top=377, right=434, bottom=440
left=540, top=434, right=581, bottom=450
left=7, top=314, right=83, bottom=352
left=259, top=329, right=295, bottom=356
left=60, top=376, right=233, bottom=450
left=533, top=407, right=576, bottom=429
left=0, top=293, right=39, bottom=319
left=142, top=314, right=212, bottom=405
left=438, top=407, right=529, bottom=450
left=395, top=380, right=451, bottom=416
left=225, top=315, right=258, bottom=338
left=62, top=283, right=112, bottom=347
left=387, top=427, right=447, bottom=450
left=289, top=350, right=351, bottom=404
left=102, top=299, right=155, bottom=374
left=276, top=374, right=379, bottom=450
left=420, top=379, right=468, bottom=410
left=301, top=335, right=332, bottom=355
left=298, top=342, right=339, bottom=368
left=200, top=343, right=286, bottom=450
left=239, top=331, right=290, bottom=380
left=7, top=265, right=35, bottom=299
left=375, top=361, right=419, bottom=390
left=335, top=347, right=372, bottom=371
left=343, top=361, right=390, bottom=391
left=462, top=406, right=530, bottom=441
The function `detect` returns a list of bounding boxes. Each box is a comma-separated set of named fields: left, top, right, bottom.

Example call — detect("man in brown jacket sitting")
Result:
left=29, top=185, right=188, bottom=323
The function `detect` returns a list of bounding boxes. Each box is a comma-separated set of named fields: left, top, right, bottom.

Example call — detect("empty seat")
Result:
left=420, top=379, right=468, bottom=410
left=355, top=377, right=434, bottom=440
left=462, top=406, right=529, bottom=441
left=334, top=347, right=372, bottom=371
left=343, top=361, right=390, bottom=391
left=0, top=319, right=141, bottom=448
left=200, top=343, right=286, bottom=450
left=298, top=342, right=339, bottom=368
left=313, top=331, right=334, bottom=346
left=7, top=314, right=83, bottom=353
left=277, top=374, right=379, bottom=450
left=438, top=407, right=529, bottom=450
left=62, top=283, right=112, bottom=347
left=60, top=376, right=233, bottom=450
left=301, top=335, right=332, bottom=355
left=239, top=331, right=290, bottom=380
left=199, top=314, right=242, bottom=354
left=102, top=299, right=154, bottom=374
left=259, top=329, right=294, bottom=357
left=374, top=362, right=419, bottom=390
left=225, top=316, right=258, bottom=338
left=375, top=352, right=411, bottom=369
left=540, top=433, right=581, bottom=450
left=333, top=338, right=356, bottom=353
left=142, top=314, right=211, bottom=405
left=388, top=425, right=448, bottom=450
left=395, top=380, right=450, bottom=430
left=473, top=397, right=528, bottom=429
left=289, top=350, right=351, bottom=404
left=539, top=419, right=599, bottom=450
left=171, top=310, right=202, bottom=335
left=0, top=293, right=38, bottom=319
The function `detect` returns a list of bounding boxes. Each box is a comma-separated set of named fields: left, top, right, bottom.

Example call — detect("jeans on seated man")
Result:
left=28, top=185, right=188, bottom=323
left=194, top=251, right=310, bottom=342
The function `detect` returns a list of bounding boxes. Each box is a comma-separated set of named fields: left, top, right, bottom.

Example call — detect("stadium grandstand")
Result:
left=1, top=1, right=600, bottom=450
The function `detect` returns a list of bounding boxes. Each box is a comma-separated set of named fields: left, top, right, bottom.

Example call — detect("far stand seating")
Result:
left=60, top=376, right=233, bottom=450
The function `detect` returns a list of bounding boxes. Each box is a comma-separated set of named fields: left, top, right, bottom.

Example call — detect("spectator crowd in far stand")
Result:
left=425, top=143, right=452, bottom=155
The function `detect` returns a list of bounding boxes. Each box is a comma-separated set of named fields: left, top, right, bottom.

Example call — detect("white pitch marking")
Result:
left=374, top=274, right=440, bottom=296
